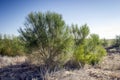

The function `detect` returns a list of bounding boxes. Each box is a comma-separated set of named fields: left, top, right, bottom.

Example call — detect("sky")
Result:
left=0, top=0, right=120, bottom=39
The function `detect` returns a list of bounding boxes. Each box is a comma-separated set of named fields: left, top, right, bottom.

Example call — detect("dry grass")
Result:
left=0, top=55, right=27, bottom=68
left=0, top=53, right=120, bottom=80
left=43, top=67, right=120, bottom=80
left=26, top=53, right=44, bottom=65
left=43, top=54, right=120, bottom=80
left=43, top=69, right=95, bottom=80
left=99, top=54, right=120, bottom=70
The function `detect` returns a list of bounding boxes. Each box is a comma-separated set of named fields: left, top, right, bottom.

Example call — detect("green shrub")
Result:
left=112, top=35, right=120, bottom=50
left=16, top=11, right=106, bottom=69
left=18, top=12, right=74, bottom=69
left=71, top=25, right=106, bottom=67
left=102, top=38, right=109, bottom=47
left=0, top=35, right=26, bottom=56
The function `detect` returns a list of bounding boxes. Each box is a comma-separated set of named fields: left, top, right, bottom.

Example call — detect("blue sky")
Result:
left=0, top=0, right=120, bottom=39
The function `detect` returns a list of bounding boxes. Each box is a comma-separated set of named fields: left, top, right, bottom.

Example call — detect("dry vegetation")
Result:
left=0, top=12, right=120, bottom=80
left=0, top=53, right=120, bottom=80
left=99, top=54, right=120, bottom=70
left=0, top=55, right=27, bottom=68
left=43, top=53, right=120, bottom=80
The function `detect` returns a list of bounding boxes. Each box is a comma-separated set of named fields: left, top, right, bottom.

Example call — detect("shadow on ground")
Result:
left=0, top=63, right=46, bottom=80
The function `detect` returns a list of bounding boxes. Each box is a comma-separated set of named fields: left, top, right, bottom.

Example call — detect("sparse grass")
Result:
left=0, top=55, right=27, bottom=68
left=99, top=54, right=120, bottom=70
left=0, top=53, right=120, bottom=80
left=42, top=53, right=120, bottom=80
left=43, top=68, right=95, bottom=80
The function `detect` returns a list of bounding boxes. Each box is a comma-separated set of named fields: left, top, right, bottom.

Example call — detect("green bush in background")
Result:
left=0, top=34, right=26, bottom=56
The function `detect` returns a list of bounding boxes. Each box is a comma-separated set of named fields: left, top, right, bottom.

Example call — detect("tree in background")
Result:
left=115, top=35, right=120, bottom=47
left=102, top=38, right=108, bottom=48
left=18, top=12, right=73, bottom=68
left=111, top=35, right=120, bottom=50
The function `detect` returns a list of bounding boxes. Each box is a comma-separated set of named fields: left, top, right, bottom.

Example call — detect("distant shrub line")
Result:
left=0, top=35, right=26, bottom=56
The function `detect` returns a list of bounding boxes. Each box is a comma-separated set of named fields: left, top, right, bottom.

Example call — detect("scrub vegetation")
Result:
left=18, top=12, right=106, bottom=68
left=0, top=12, right=120, bottom=80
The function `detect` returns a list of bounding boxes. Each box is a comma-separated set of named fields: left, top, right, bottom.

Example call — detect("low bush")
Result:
left=0, top=35, right=26, bottom=56
left=71, top=25, right=106, bottom=67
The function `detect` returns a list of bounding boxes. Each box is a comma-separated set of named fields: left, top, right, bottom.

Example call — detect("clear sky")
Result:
left=0, top=0, right=120, bottom=39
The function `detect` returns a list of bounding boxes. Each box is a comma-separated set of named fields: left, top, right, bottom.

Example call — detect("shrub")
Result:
left=115, top=35, right=120, bottom=46
left=18, top=12, right=74, bottom=69
left=71, top=25, right=106, bottom=67
left=0, top=34, right=26, bottom=56
left=102, top=38, right=108, bottom=48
